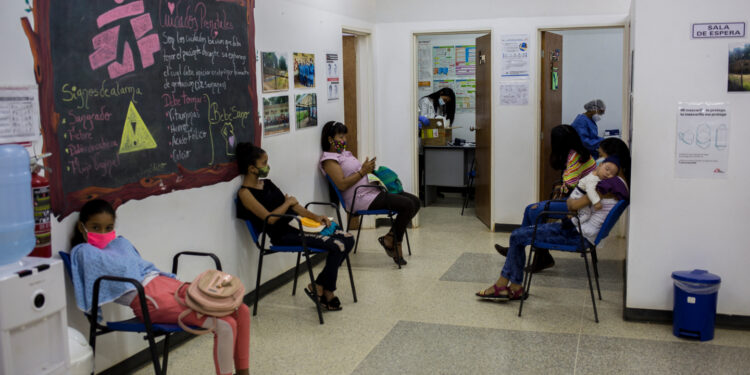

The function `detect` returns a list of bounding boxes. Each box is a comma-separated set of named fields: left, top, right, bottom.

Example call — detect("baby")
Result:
left=570, top=156, right=620, bottom=211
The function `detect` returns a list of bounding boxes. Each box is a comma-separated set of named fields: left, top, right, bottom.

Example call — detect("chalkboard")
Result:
left=22, top=0, right=259, bottom=218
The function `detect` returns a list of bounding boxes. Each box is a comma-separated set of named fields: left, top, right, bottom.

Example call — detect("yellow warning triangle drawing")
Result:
left=119, top=101, right=157, bottom=154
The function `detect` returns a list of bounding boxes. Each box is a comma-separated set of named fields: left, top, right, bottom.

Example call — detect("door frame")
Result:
left=342, top=27, right=375, bottom=164
left=411, top=29, right=492, bottom=229
left=535, top=24, right=631, bottom=201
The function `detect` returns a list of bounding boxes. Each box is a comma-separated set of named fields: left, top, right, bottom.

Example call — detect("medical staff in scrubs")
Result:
left=571, top=99, right=606, bottom=158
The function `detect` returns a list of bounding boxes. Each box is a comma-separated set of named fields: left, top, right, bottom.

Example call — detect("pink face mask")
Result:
left=83, top=225, right=116, bottom=249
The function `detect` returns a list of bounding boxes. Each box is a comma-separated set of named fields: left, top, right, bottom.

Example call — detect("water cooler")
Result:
left=0, top=144, right=69, bottom=374
left=0, top=257, right=69, bottom=374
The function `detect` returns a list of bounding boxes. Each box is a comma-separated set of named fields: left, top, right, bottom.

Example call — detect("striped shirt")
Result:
left=561, top=150, right=595, bottom=194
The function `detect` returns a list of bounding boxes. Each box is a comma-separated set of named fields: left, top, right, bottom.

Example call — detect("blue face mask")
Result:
left=438, top=98, right=446, bottom=106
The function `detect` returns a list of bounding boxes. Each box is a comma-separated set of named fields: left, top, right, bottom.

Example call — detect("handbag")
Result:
left=174, top=270, right=245, bottom=335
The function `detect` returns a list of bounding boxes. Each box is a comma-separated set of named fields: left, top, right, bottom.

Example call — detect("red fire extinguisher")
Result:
left=29, top=159, right=52, bottom=258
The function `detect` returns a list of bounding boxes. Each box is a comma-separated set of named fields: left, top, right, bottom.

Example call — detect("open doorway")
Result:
left=341, top=28, right=375, bottom=228
left=538, top=27, right=627, bottom=201
left=413, top=31, right=492, bottom=229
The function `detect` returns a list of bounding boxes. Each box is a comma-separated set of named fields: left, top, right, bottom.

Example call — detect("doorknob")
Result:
left=479, top=53, right=486, bottom=64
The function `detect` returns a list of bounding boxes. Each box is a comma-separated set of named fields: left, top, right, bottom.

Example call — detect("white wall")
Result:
left=627, top=0, right=750, bottom=315
left=375, top=0, right=631, bottom=23
left=416, top=33, right=486, bottom=143
left=374, top=13, right=629, bottom=227
left=0, top=0, right=374, bottom=370
left=559, top=28, right=624, bottom=136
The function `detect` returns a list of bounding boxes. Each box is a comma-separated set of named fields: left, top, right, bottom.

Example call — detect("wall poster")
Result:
left=676, top=103, right=729, bottom=178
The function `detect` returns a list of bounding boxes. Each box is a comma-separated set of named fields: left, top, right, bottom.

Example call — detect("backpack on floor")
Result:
left=373, top=166, right=404, bottom=194
left=174, top=269, right=245, bottom=335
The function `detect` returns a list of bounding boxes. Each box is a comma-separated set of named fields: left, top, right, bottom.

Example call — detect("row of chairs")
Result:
left=60, top=179, right=626, bottom=373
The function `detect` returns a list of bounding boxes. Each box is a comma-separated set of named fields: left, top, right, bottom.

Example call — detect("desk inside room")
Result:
left=423, top=144, right=475, bottom=206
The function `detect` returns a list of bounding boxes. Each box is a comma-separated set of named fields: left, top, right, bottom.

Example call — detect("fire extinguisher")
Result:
left=29, top=154, right=52, bottom=258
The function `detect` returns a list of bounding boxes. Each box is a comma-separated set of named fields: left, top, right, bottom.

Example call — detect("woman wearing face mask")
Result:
left=418, top=87, right=456, bottom=125
left=235, top=142, right=354, bottom=311
left=570, top=99, right=606, bottom=158
left=69, top=199, right=250, bottom=375
left=319, top=121, right=420, bottom=266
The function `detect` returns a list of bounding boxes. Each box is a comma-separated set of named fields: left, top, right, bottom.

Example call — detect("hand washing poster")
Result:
left=675, top=103, right=729, bottom=179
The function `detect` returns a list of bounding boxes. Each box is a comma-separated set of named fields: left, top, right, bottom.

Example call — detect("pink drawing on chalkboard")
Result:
left=88, top=0, right=161, bottom=79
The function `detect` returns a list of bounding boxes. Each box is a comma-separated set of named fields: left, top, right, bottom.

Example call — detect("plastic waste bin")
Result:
left=68, top=327, right=93, bottom=375
left=671, top=269, right=721, bottom=341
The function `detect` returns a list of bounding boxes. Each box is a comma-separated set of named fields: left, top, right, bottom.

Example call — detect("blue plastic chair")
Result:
left=325, top=175, right=412, bottom=262
left=59, top=250, right=222, bottom=375
left=236, top=199, right=356, bottom=325
left=518, top=199, right=630, bottom=323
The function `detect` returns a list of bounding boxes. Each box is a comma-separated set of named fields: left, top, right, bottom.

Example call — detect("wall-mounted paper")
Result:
left=500, top=34, right=530, bottom=78
left=675, top=103, right=729, bottom=178
left=499, top=81, right=529, bottom=106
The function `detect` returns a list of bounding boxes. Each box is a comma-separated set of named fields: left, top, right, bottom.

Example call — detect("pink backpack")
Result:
left=174, top=270, right=246, bottom=335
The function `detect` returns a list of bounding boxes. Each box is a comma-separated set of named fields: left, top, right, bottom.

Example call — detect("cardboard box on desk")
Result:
left=421, top=118, right=456, bottom=146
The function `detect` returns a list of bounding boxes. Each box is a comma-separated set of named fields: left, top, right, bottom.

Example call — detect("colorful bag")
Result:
left=374, top=166, right=404, bottom=194
left=174, top=270, right=245, bottom=335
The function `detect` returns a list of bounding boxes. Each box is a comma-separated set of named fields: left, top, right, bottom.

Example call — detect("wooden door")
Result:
left=474, top=34, right=491, bottom=228
left=539, top=31, right=563, bottom=201
left=342, top=35, right=358, bottom=158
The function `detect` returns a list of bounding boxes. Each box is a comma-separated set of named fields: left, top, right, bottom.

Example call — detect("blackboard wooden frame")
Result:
left=22, top=0, right=260, bottom=219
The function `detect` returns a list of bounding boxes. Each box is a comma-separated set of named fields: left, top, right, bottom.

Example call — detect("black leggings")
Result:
left=276, top=230, right=354, bottom=292
left=367, top=192, right=420, bottom=242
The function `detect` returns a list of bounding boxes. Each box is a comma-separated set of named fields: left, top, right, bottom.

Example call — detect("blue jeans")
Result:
left=522, top=200, right=569, bottom=226
left=501, top=222, right=581, bottom=285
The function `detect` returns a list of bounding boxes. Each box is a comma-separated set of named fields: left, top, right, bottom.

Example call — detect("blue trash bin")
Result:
left=671, top=269, right=721, bottom=341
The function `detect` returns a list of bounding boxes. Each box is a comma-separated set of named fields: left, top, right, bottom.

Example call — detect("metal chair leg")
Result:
left=353, top=218, right=363, bottom=255
left=161, top=333, right=171, bottom=374
left=145, top=330, right=163, bottom=374
left=590, top=248, right=602, bottom=300
left=345, top=254, right=357, bottom=302
left=292, top=252, right=301, bottom=295
left=582, top=252, right=599, bottom=323
left=404, top=226, right=412, bottom=256
left=518, top=246, right=536, bottom=317
left=253, top=252, right=264, bottom=316
left=303, top=250, right=324, bottom=324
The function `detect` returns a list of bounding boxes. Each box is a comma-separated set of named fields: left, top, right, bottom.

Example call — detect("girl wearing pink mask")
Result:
left=69, top=199, right=250, bottom=375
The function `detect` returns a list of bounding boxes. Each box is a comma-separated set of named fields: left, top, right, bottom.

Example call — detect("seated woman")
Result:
left=479, top=141, right=630, bottom=300
left=495, top=125, right=596, bottom=272
left=236, top=143, right=354, bottom=311
left=69, top=199, right=249, bottom=375
left=319, top=121, right=420, bottom=266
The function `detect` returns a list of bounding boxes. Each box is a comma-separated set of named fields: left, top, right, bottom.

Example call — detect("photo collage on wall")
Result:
left=261, top=51, right=320, bottom=136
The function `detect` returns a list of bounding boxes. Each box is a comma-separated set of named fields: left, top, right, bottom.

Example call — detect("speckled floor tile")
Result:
left=129, top=203, right=749, bottom=375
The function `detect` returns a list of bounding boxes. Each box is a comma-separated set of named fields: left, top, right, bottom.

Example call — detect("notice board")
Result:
left=22, top=0, right=259, bottom=218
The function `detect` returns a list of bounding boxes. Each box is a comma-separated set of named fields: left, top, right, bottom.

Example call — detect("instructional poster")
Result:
left=0, top=86, right=39, bottom=144
left=326, top=53, right=340, bottom=101
left=500, top=80, right=529, bottom=106
left=455, top=45, right=476, bottom=76
left=500, top=34, right=530, bottom=78
left=675, top=103, right=729, bottom=179
left=433, top=46, right=455, bottom=76
left=418, top=40, right=433, bottom=83
left=454, top=79, right=476, bottom=112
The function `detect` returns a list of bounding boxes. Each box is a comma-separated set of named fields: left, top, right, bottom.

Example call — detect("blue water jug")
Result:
left=0, top=144, right=35, bottom=266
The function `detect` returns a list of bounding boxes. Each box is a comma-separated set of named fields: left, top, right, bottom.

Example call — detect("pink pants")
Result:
left=130, top=276, right=250, bottom=375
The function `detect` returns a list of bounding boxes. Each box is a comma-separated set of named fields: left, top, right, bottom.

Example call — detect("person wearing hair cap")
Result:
left=571, top=99, right=606, bottom=158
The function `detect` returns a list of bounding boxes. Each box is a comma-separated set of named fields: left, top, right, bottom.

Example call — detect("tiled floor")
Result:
left=134, top=196, right=750, bottom=374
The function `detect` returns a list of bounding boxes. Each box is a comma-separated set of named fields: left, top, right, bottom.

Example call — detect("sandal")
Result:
left=475, top=284, right=511, bottom=300
left=378, top=235, right=397, bottom=258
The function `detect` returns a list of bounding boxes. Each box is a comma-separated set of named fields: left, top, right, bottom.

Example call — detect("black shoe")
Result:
left=525, top=252, right=555, bottom=273
left=494, top=244, right=508, bottom=257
